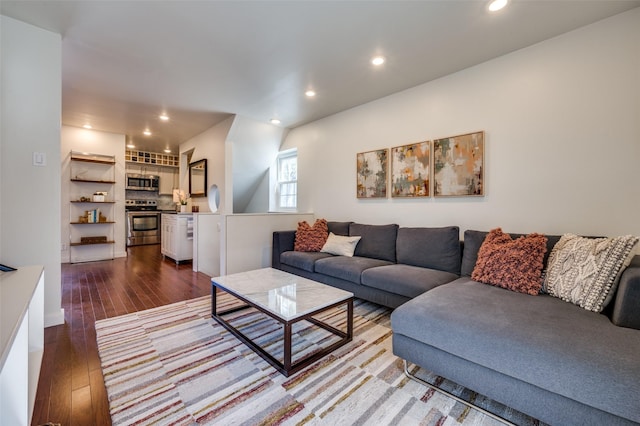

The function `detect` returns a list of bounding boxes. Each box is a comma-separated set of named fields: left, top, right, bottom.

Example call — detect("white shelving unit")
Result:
left=69, top=151, right=116, bottom=263
left=0, top=266, right=44, bottom=426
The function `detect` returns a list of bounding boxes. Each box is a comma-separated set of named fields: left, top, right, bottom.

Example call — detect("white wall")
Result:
left=282, top=8, right=640, bottom=238
left=0, top=16, right=63, bottom=326
left=60, top=126, right=127, bottom=262
left=222, top=213, right=314, bottom=275
left=180, top=116, right=233, bottom=214
left=192, top=213, right=221, bottom=277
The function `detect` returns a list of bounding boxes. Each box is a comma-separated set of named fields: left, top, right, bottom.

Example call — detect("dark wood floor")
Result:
left=31, top=245, right=212, bottom=426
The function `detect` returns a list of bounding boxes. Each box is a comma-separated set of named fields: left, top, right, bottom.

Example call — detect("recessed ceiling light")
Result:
left=127, top=143, right=135, bottom=149
left=305, top=90, right=316, bottom=97
left=371, top=56, right=385, bottom=66
left=83, top=124, right=92, bottom=129
left=270, top=118, right=281, bottom=125
left=164, top=148, right=172, bottom=153
left=143, top=129, right=152, bottom=136
left=488, top=0, right=508, bottom=12
left=159, top=114, right=169, bottom=121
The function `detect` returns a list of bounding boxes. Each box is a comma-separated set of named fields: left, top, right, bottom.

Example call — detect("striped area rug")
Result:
left=96, top=295, right=542, bottom=426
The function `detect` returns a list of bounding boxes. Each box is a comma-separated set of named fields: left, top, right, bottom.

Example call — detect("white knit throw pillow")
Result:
left=544, top=234, right=638, bottom=312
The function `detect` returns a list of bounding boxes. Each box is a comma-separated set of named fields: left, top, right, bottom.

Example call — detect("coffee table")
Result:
left=211, top=268, right=354, bottom=377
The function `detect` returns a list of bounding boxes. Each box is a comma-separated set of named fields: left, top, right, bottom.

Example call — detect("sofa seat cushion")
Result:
left=361, top=264, right=459, bottom=299
left=391, top=277, right=640, bottom=423
left=280, top=251, right=334, bottom=272
left=315, top=256, right=393, bottom=284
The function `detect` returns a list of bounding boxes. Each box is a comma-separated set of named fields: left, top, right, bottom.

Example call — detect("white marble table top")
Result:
left=212, top=268, right=353, bottom=321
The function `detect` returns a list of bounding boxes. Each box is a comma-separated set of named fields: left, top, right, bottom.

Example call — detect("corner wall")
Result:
left=282, top=8, right=640, bottom=237
left=180, top=116, right=233, bottom=214
left=1, top=16, right=63, bottom=326
left=227, top=116, right=286, bottom=213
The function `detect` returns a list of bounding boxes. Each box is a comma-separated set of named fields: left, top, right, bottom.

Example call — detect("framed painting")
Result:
left=433, top=131, right=484, bottom=197
left=391, top=141, right=430, bottom=197
left=356, top=148, right=388, bottom=198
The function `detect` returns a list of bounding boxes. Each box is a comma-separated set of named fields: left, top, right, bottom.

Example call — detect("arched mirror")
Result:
left=208, top=184, right=220, bottom=212
left=189, top=159, right=207, bottom=197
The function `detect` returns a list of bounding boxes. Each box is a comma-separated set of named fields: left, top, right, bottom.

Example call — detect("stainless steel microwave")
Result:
left=126, top=173, right=159, bottom=191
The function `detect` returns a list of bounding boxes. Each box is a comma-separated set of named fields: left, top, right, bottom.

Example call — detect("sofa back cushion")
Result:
left=328, top=221, right=353, bottom=236
left=349, top=223, right=399, bottom=262
left=396, top=226, right=461, bottom=274
left=462, top=230, right=562, bottom=277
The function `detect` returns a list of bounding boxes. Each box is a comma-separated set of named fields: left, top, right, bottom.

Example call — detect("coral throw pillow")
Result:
left=294, top=219, right=329, bottom=252
left=472, top=228, right=548, bottom=295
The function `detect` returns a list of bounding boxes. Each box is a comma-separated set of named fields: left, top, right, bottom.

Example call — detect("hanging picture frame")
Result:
left=433, top=131, right=484, bottom=197
left=356, top=148, right=388, bottom=198
left=391, top=141, right=430, bottom=197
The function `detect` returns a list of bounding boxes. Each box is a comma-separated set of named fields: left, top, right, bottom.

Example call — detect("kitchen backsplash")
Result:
left=125, top=190, right=176, bottom=211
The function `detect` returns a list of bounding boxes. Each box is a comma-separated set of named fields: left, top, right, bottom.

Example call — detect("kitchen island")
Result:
left=161, top=213, right=193, bottom=264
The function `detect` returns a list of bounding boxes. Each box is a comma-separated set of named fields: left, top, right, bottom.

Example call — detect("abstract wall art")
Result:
left=433, top=131, right=484, bottom=197
left=356, top=148, right=388, bottom=198
left=391, top=141, right=430, bottom=197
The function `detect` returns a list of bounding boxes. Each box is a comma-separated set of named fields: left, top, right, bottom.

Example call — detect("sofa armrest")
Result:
left=272, top=230, right=296, bottom=269
left=611, top=255, right=640, bottom=330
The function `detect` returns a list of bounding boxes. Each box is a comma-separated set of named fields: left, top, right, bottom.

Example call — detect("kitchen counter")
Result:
left=160, top=211, right=195, bottom=215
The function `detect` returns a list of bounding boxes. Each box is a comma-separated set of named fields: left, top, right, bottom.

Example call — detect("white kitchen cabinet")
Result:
left=125, top=164, right=158, bottom=177
left=161, top=214, right=193, bottom=263
left=158, top=166, right=178, bottom=195
left=125, top=163, right=144, bottom=175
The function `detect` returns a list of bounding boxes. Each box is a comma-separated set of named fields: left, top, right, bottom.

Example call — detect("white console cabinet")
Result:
left=161, top=214, right=193, bottom=264
left=0, top=266, right=44, bottom=426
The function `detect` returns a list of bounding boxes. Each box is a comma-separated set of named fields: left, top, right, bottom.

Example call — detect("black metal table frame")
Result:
left=211, top=284, right=353, bottom=377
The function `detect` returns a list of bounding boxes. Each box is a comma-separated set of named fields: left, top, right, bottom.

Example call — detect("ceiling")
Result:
left=2, top=1, right=639, bottom=154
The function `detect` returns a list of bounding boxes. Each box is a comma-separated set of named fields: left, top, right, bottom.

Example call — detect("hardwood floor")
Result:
left=31, top=245, right=212, bottom=426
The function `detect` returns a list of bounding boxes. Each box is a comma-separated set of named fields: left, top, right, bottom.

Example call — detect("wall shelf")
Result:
left=70, top=178, right=116, bottom=184
left=71, top=200, right=115, bottom=204
left=70, top=151, right=116, bottom=164
left=70, top=221, right=115, bottom=225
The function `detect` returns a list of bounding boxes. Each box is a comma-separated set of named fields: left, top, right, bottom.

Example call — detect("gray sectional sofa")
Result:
left=272, top=222, right=640, bottom=426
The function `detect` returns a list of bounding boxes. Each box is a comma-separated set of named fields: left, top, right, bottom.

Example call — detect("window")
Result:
left=276, top=149, right=297, bottom=210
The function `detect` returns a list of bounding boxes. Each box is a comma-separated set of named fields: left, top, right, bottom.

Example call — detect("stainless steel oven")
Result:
left=126, top=200, right=160, bottom=246
left=126, top=211, right=160, bottom=246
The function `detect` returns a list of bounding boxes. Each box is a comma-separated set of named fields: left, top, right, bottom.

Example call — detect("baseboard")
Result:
left=45, top=308, right=65, bottom=327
